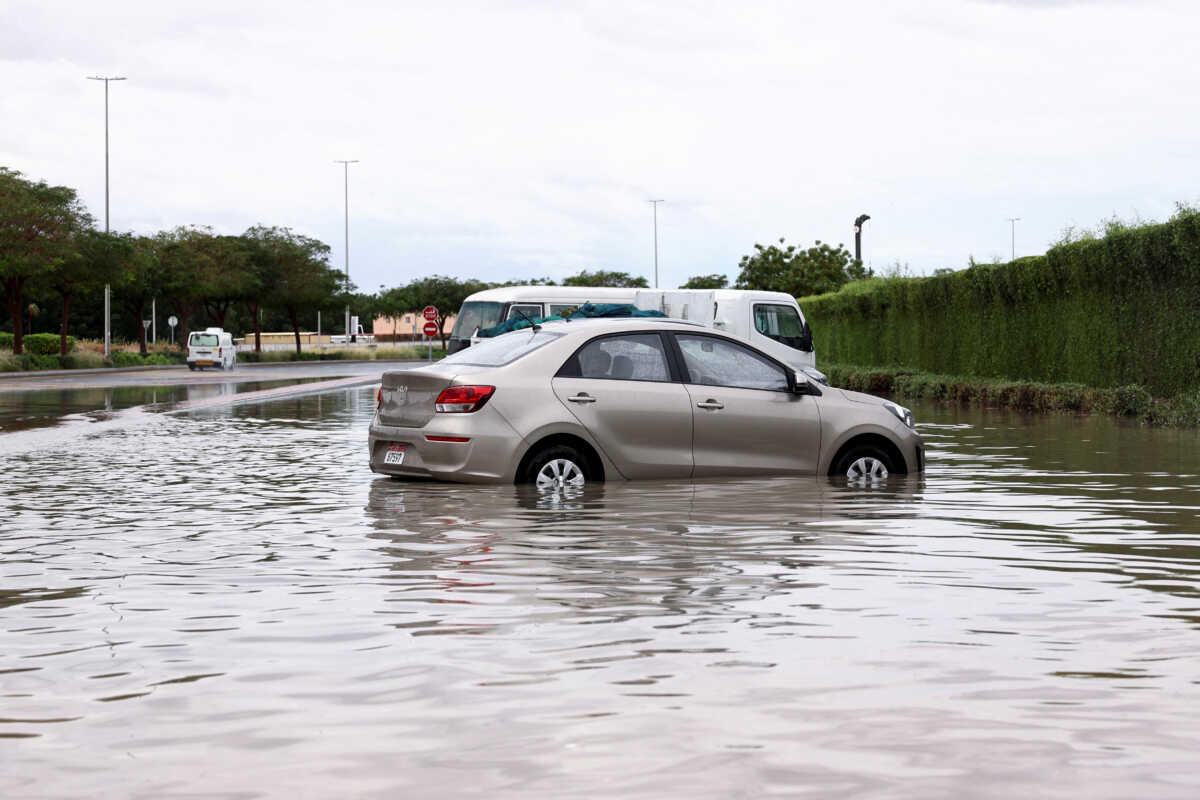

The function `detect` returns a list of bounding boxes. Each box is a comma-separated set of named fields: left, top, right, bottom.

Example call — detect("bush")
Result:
left=22, top=333, right=75, bottom=355
left=802, top=208, right=1200, bottom=397
left=108, top=351, right=176, bottom=367
left=59, top=350, right=106, bottom=369
left=0, top=332, right=12, bottom=349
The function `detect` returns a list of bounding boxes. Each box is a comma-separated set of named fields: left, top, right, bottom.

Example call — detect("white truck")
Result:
left=447, top=286, right=823, bottom=380
left=187, top=327, right=237, bottom=371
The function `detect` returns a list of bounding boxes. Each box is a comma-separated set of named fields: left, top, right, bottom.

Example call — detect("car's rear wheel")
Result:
left=522, top=444, right=591, bottom=489
left=832, top=445, right=894, bottom=482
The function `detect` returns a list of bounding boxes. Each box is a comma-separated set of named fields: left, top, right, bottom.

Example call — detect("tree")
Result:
left=259, top=227, right=340, bottom=354
left=157, top=226, right=215, bottom=346
left=404, top=275, right=488, bottom=349
left=734, top=238, right=870, bottom=297
left=0, top=168, right=92, bottom=354
left=376, top=284, right=417, bottom=342
left=47, top=230, right=131, bottom=355
left=561, top=269, right=649, bottom=288
left=680, top=273, right=728, bottom=289
left=114, top=236, right=164, bottom=355
left=199, top=234, right=250, bottom=329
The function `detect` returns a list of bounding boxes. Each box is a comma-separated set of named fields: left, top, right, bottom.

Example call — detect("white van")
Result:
left=448, top=286, right=822, bottom=378
left=187, top=327, right=237, bottom=371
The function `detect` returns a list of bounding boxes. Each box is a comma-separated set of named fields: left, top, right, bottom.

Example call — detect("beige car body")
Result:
left=368, top=319, right=923, bottom=484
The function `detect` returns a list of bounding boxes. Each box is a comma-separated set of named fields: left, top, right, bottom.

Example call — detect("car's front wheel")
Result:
left=522, top=444, right=592, bottom=489
left=832, top=445, right=894, bottom=482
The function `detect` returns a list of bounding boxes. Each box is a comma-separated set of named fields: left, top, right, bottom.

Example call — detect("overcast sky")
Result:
left=3, top=0, right=1197, bottom=291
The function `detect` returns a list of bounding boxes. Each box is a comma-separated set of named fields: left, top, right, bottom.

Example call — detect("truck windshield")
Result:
left=753, top=304, right=811, bottom=352
left=450, top=302, right=504, bottom=339
left=190, top=334, right=218, bottom=346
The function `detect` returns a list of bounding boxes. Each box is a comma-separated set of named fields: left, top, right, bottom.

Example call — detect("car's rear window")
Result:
left=441, top=329, right=563, bottom=367
left=190, top=334, right=218, bottom=346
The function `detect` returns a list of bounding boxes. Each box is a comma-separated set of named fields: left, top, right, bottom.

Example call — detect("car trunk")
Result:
left=378, top=364, right=492, bottom=428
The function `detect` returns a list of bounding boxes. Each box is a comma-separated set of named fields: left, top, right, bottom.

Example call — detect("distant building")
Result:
left=373, top=313, right=456, bottom=342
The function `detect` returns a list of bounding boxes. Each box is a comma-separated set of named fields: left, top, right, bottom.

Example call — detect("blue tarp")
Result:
left=476, top=302, right=666, bottom=338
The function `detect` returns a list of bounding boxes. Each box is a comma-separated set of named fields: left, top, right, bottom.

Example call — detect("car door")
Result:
left=673, top=333, right=821, bottom=477
left=551, top=332, right=694, bottom=479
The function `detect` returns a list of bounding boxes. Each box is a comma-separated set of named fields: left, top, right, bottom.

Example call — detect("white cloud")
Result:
left=1, top=0, right=1197, bottom=290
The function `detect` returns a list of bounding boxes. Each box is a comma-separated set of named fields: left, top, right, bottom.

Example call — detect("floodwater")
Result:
left=3, top=389, right=1200, bottom=799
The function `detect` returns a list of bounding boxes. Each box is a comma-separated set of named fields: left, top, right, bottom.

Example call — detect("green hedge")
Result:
left=21, top=333, right=76, bottom=355
left=801, top=210, right=1200, bottom=397
left=0, top=332, right=12, bottom=349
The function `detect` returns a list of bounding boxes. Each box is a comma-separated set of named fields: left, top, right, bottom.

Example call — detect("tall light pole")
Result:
left=335, top=159, right=359, bottom=343
left=1007, top=217, right=1020, bottom=261
left=649, top=199, right=664, bottom=288
left=88, top=75, right=125, bottom=357
left=853, top=214, right=871, bottom=265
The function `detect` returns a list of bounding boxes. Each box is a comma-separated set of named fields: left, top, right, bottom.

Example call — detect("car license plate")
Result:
left=384, top=443, right=407, bottom=465
left=196, top=360, right=213, bottom=366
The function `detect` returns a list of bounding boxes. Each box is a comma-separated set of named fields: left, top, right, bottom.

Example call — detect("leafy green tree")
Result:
left=376, top=284, right=418, bottom=342
left=156, top=226, right=217, bottom=345
left=257, top=227, right=341, bottom=354
left=0, top=168, right=92, bottom=353
left=734, top=238, right=870, bottom=297
left=561, top=269, right=649, bottom=288
left=115, top=236, right=165, bottom=355
left=47, top=230, right=131, bottom=355
left=404, top=275, right=488, bottom=348
left=199, top=234, right=251, bottom=329
left=680, top=273, right=728, bottom=289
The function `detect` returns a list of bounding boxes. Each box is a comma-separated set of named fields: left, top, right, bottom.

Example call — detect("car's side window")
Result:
left=568, top=334, right=671, bottom=382
left=676, top=334, right=788, bottom=391
left=549, top=304, right=578, bottom=317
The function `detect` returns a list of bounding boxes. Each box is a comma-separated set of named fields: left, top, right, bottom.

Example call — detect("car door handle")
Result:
left=696, top=400, right=724, bottom=410
left=567, top=393, right=597, bottom=404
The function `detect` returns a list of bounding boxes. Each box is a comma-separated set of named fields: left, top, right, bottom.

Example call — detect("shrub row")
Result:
left=801, top=210, right=1200, bottom=397
left=825, top=362, right=1200, bottom=426
left=237, top=347, right=441, bottom=363
left=0, top=350, right=180, bottom=372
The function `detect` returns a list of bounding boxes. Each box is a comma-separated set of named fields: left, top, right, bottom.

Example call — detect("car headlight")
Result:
left=883, top=400, right=914, bottom=428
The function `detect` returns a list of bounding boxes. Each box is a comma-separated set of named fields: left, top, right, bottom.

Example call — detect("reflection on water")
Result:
left=2, top=391, right=1200, bottom=798
left=0, top=378, right=329, bottom=433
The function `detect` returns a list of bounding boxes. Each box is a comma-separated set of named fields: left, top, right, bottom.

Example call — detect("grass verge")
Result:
left=825, top=363, right=1200, bottom=427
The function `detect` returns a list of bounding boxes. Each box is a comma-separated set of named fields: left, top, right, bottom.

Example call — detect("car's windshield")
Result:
left=753, top=304, right=809, bottom=351
left=440, top=328, right=563, bottom=367
left=189, top=334, right=218, bottom=346
left=450, top=301, right=504, bottom=339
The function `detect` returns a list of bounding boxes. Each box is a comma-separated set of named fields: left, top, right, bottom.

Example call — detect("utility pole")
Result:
left=1007, top=217, right=1021, bottom=261
left=649, top=199, right=664, bottom=288
left=335, top=159, right=359, bottom=344
left=854, top=214, right=871, bottom=265
left=88, top=75, right=125, bottom=357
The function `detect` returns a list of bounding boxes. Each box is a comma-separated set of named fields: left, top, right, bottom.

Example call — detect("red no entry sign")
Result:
left=422, top=305, right=438, bottom=321
left=423, top=321, right=439, bottom=337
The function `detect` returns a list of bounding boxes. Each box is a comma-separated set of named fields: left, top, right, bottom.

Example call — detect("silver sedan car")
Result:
left=368, top=318, right=924, bottom=486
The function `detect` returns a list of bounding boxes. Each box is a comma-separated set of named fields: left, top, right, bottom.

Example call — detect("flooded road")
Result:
left=3, top=391, right=1200, bottom=798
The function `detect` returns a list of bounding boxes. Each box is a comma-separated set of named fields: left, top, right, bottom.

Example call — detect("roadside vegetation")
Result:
left=824, top=363, right=1200, bottom=427
left=807, top=206, right=1200, bottom=426
left=800, top=206, right=1200, bottom=398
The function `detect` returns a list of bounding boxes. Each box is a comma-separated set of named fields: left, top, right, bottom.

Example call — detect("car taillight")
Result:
left=377, top=387, right=383, bottom=410
left=434, top=385, right=495, bottom=413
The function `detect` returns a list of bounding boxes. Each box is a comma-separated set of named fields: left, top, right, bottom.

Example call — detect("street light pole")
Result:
left=854, top=214, right=871, bottom=265
left=87, top=75, right=125, bottom=357
left=649, top=199, right=664, bottom=288
left=1007, top=217, right=1021, bottom=261
left=335, top=159, right=359, bottom=344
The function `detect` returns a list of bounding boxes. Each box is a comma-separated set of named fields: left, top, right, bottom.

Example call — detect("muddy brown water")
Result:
left=2, top=389, right=1200, bottom=798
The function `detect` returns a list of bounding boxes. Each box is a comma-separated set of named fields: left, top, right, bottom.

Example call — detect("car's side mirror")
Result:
left=791, top=371, right=821, bottom=395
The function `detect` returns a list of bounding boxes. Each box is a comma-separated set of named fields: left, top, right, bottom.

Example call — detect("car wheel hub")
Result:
left=846, top=456, right=888, bottom=482
left=536, top=458, right=585, bottom=489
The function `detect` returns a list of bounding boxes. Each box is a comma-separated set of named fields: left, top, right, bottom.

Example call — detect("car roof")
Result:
left=524, top=317, right=707, bottom=336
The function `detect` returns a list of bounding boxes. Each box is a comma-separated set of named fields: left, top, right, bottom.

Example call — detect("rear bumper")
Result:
left=367, top=415, right=522, bottom=483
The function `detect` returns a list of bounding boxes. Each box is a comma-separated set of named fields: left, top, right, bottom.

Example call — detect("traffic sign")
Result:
left=167, top=315, right=178, bottom=328
left=423, top=305, right=438, bottom=321
left=422, top=321, right=439, bottom=337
